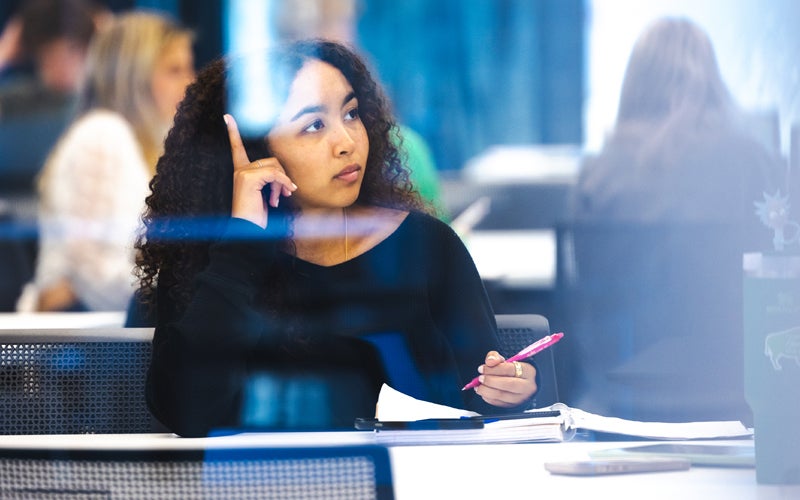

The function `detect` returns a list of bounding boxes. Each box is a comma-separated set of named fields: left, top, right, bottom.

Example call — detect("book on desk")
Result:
left=358, top=384, right=753, bottom=446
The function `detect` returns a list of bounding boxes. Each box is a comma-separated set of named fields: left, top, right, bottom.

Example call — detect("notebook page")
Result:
left=375, top=384, right=480, bottom=421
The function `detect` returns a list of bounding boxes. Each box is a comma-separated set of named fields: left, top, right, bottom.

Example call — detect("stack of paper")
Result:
left=367, top=385, right=753, bottom=446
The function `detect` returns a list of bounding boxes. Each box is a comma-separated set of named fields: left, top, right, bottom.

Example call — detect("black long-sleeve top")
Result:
left=147, top=211, right=512, bottom=436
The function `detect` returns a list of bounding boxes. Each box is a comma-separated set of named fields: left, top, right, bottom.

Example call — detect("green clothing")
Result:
left=397, top=125, right=447, bottom=219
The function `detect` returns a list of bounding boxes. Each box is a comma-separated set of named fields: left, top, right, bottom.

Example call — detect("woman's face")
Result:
left=266, top=59, right=369, bottom=211
left=151, top=36, right=195, bottom=123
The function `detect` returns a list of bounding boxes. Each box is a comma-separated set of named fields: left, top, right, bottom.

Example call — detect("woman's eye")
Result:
left=303, top=119, right=324, bottom=133
left=344, top=107, right=359, bottom=121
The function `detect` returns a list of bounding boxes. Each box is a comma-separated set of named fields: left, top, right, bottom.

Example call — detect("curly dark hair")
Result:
left=134, top=39, right=427, bottom=315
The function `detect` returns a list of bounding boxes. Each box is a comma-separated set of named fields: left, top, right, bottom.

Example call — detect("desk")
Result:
left=0, top=311, right=126, bottom=329
left=0, top=434, right=795, bottom=499
left=463, top=229, right=556, bottom=289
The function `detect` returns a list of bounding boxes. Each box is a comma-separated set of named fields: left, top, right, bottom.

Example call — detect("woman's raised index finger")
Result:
left=223, top=114, right=251, bottom=170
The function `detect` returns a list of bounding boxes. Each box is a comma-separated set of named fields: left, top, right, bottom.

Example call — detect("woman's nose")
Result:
left=332, top=124, right=356, bottom=156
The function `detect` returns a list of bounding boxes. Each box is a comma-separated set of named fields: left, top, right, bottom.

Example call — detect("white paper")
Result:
left=375, top=384, right=479, bottom=421
left=566, top=407, right=753, bottom=440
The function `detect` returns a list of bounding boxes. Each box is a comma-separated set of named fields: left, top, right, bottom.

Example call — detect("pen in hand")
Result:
left=462, top=332, right=564, bottom=391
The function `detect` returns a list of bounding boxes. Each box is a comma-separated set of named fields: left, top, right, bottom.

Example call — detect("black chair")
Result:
left=495, top=314, right=560, bottom=408
left=554, top=221, right=751, bottom=423
left=0, top=328, right=156, bottom=434
left=0, top=444, right=395, bottom=499
left=0, top=208, right=37, bottom=312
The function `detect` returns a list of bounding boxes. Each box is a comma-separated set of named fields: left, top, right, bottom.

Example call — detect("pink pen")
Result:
left=462, top=332, right=564, bottom=391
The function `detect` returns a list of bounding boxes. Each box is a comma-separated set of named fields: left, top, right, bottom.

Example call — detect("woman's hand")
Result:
left=36, top=278, right=79, bottom=312
left=224, top=114, right=297, bottom=228
left=473, top=351, right=538, bottom=408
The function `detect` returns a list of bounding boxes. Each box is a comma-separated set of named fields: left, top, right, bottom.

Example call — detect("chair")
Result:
left=0, top=209, right=37, bottom=312
left=0, top=328, right=156, bottom=434
left=0, top=444, right=395, bottom=499
left=495, top=314, right=559, bottom=408
left=554, top=221, right=750, bottom=423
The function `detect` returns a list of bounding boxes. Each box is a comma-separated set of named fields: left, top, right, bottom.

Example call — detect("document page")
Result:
left=375, top=384, right=479, bottom=421
left=566, top=408, right=753, bottom=440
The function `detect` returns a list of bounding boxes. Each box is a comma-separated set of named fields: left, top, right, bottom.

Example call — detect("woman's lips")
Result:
left=335, top=165, right=361, bottom=183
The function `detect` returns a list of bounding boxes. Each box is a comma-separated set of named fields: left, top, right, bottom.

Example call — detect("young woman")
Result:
left=18, top=11, right=194, bottom=312
left=572, top=17, right=778, bottom=237
left=135, top=40, right=537, bottom=436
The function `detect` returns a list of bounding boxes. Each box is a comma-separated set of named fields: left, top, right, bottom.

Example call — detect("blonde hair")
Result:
left=78, top=11, right=193, bottom=170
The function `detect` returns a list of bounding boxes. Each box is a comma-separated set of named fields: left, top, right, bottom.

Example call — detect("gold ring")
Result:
left=513, top=361, right=523, bottom=378
left=255, top=159, right=264, bottom=168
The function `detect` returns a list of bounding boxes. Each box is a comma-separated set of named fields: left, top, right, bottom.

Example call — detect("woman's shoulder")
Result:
left=43, top=109, right=146, bottom=184
left=395, top=209, right=463, bottom=247
left=58, top=109, right=138, bottom=152
left=402, top=208, right=451, bottom=230
left=355, top=207, right=456, bottom=251
left=73, top=109, right=134, bottom=133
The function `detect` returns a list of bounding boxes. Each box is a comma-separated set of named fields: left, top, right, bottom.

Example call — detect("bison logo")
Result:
left=765, top=326, right=800, bottom=370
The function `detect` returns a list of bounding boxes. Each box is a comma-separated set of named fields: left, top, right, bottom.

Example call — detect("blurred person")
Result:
left=16, top=11, right=194, bottom=312
left=563, top=17, right=782, bottom=423
left=133, top=40, right=537, bottom=436
left=0, top=0, right=111, bottom=117
left=0, top=0, right=111, bottom=198
left=573, top=16, right=779, bottom=240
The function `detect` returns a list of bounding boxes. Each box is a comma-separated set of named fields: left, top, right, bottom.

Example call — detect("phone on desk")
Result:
left=354, top=418, right=483, bottom=431
left=545, top=457, right=691, bottom=476
left=589, top=443, right=755, bottom=468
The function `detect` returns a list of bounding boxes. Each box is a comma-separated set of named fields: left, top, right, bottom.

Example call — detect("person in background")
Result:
left=16, top=11, right=194, bottom=312
left=0, top=0, right=111, bottom=117
left=564, top=17, right=782, bottom=423
left=133, top=40, right=537, bottom=437
left=572, top=16, right=779, bottom=240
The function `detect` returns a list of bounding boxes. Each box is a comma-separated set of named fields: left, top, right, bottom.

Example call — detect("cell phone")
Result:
left=354, top=418, right=484, bottom=431
left=590, top=443, right=755, bottom=468
left=544, top=457, right=691, bottom=476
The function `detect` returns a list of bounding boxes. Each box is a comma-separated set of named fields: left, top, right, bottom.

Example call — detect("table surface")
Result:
left=463, top=229, right=556, bottom=289
left=0, top=433, right=795, bottom=500
left=0, top=311, right=126, bottom=330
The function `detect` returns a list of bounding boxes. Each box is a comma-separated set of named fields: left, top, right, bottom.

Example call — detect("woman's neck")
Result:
left=291, top=205, right=410, bottom=266
left=292, top=207, right=349, bottom=267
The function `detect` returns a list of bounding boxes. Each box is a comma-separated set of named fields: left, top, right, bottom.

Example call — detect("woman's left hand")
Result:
left=473, top=351, right=538, bottom=408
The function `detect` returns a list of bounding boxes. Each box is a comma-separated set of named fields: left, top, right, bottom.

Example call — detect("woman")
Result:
left=18, top=11, right=194, bottom=312
left=573, top=17, right=778, bottom=237
left=135, top=40, right=537, bottom=436
left=565, top=17, right=780, bottom=423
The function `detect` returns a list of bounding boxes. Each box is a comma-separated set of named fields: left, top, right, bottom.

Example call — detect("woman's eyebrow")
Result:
left=289, top=92, right=357, bottom=122
left=290, top=104, right=325, bottom=122
left=342, top=92, right=356, bottom=106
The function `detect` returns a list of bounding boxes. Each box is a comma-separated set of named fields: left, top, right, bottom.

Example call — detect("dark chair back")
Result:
left=0, top=328, right=156, bottom=434
left=495, top=314, right=559, bottom=408
left=0, top=209, right=36, bottom=311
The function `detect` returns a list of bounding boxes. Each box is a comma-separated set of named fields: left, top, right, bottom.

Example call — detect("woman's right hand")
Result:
left=224, top=114, right=297, bottom=228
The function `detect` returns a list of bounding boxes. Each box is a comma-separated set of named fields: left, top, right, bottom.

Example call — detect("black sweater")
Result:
left=146, top=211, right=510, bottom=436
